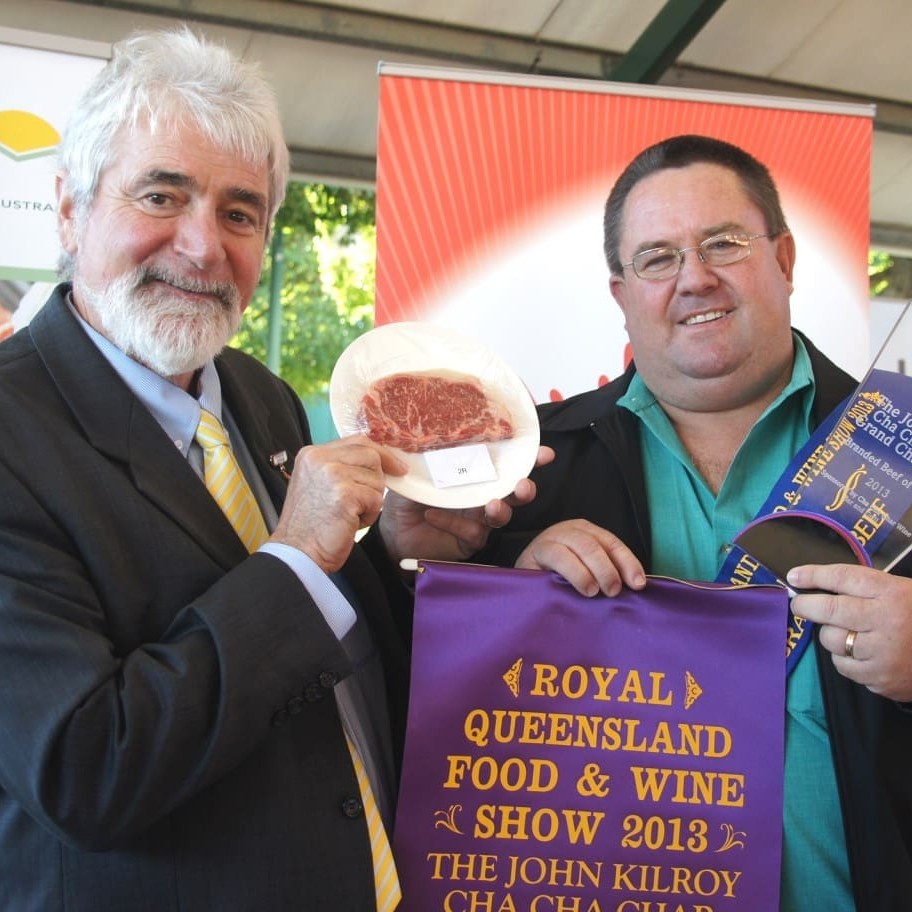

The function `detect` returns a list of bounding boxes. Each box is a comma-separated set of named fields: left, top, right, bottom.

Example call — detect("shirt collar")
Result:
left=618, top=332, right=816, bottom=426
left=65, top=293, right=222, bottom=458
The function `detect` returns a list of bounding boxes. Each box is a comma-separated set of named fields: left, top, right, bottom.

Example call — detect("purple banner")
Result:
left=394, top=563, right=788, bottom=912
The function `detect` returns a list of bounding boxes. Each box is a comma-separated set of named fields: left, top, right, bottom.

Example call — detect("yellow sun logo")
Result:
left=0, top=110, right=60, bottom=161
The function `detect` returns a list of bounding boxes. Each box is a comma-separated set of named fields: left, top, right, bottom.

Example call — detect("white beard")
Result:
left=76, top=264, right=244, bottom=378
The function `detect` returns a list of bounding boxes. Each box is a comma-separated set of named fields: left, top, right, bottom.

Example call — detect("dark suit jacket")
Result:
left=0, top=286, right=409, bottom=911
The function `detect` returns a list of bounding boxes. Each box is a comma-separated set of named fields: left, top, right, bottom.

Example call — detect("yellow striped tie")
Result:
left=347, top=735, right=401, bottom=911
left=195, top=409, right=270, bottom=552
left=194, top=409, right=400, bottom=909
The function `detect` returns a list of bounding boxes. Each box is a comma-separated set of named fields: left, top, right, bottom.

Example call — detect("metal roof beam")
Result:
left=288, top=146, right=376, bottom=186
left=607, top=0, right=728, bottom=84
left=55, top=0, right=614, bottom=75
left=52, top=0, right=912, bottom=137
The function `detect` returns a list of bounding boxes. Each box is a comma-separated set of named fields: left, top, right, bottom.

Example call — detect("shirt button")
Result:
left=303, top=683, right=323, bottom=702
left=319, top=671, right=338, bottom=689
left=341, top=797, right=363, bottom=818
left=286, top=696, right=304, bottom=715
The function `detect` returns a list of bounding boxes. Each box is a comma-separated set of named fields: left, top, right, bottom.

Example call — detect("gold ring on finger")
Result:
left=844, top=629, right=858, bottom=659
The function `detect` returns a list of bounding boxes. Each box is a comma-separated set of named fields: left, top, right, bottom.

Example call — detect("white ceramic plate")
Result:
left=330, top=322, right=539, bottom=508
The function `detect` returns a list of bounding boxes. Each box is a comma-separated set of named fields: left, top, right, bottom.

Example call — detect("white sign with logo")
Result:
left=0, top=28, right=108, bottom=281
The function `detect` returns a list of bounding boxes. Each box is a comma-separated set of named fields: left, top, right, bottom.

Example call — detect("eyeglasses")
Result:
left=621, top=232, right=774, bottom=281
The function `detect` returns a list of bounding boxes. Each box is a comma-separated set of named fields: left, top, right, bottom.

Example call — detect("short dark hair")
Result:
left=603, top=134, right=789, bottom=275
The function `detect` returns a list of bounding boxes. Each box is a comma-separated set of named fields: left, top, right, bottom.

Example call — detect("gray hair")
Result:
left=58, top=26, right=289, bottom=277
left=603, top=134, right=789, bottom=275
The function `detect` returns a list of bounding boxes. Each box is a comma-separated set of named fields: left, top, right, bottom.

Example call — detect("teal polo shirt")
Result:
left=618, top=336, right=853, bottom=911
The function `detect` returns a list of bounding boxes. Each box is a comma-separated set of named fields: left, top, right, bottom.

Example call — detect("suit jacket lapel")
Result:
left=30, top=288, right=248, bottom=569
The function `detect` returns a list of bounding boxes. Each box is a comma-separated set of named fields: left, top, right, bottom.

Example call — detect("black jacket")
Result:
left=479, top=333, right=912, bottom=911
left=0, top=287, right=410, bottom=911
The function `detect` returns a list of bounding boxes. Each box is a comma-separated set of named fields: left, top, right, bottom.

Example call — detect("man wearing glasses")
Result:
left=472, top=134, right=912, bottom=910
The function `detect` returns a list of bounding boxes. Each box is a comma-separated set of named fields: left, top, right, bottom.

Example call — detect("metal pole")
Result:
left=267, top=229, right=285, bottom=373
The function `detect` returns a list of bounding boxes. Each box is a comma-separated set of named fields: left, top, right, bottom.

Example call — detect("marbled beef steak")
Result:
left=358, top=370, right=514, bottom=452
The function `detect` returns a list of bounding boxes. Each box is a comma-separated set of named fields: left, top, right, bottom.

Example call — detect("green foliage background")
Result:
left=870, top=251, right=893, bottom=296
left=233, top=183, right=376, bottom=399
left=869, top=250, right=912, bottom=299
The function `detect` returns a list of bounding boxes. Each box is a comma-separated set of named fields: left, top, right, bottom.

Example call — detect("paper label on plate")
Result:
left=424, top=444, right=497, bottom=489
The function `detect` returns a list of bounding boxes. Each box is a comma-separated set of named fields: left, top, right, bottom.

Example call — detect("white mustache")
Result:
left=137, top=266, right=241, bottom=310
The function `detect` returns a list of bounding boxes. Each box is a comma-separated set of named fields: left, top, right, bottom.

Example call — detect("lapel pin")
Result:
left=268, top=450, right=292, bottom=481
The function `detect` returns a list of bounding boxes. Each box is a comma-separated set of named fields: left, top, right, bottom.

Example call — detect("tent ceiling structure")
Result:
left=2, top=0, right=911, bottom=256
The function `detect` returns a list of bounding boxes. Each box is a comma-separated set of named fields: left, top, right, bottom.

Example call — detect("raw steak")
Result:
left=357, top=370, right=514, bottom=453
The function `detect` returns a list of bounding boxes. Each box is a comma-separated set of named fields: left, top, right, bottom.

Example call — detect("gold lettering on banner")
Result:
left=847, top=397, right=878, bottom=425
left=683, top=673, right=703, bottom=710
left=615, top=904, right=713, bottom=912
left=620, top=814, right=710, bottom=853
left=828, top=416, right=857, bottom=448
left=473, top=805, right=605, bottom=845
left=441, top=889, right=520, bottom=911
left=427, top=852, right=499, bottom=882
left=503, top=658, right=523, bottom=698
left=851, top=497, right=889, bottom=545
left=787, top=614, right=807, bottom=658
left=530, top=665, right=674, bottom=706
left=443, top=756, right=559, bottom=793
left=458, top=710, right=731, bottom=758
left=716, top=822, right=747, bottom=852
left=727, top=552, right=762, bottom=587
left=824, top=464, right=866, bottom=512
left=502, top=854, right=603, bottom=890
left=629, top=767, right=744, bottom=807
left=611, top=863, right=742, bottom=898
left=787, top=413, right=860, bottom=501
left=434, top=804, right=465, bottom=835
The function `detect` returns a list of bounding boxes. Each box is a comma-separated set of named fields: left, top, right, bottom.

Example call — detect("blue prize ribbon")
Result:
left=715, top=399, right=847, bottom=676
left=721, top=369, right=912, bottom=674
